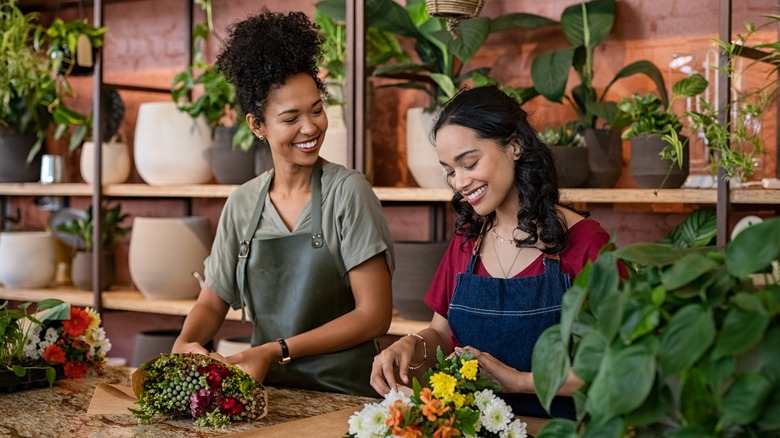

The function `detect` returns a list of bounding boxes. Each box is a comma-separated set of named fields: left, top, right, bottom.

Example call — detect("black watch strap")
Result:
left=277, top=338, right=291, bottom=364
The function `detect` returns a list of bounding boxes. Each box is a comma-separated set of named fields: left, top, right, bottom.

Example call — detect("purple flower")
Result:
left=190, top=387, right=224, bottom=418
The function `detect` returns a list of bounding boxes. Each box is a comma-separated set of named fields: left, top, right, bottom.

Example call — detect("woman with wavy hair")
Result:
left=173, top=9, right=394, bottom=397
left=370, top=85, right=610, bottom=418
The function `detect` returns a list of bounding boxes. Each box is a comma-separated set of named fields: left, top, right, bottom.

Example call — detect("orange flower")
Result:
left=43, top=343, right=66, bottom=363
left=386, top=399, right=408, bottom=430
left=433, top=415, right=461, bottom=438
left=64, top=361, right=89, bottom=378
left=420, top=387, right=450, bottom=421
left=62, top=307, right=91, bottom=337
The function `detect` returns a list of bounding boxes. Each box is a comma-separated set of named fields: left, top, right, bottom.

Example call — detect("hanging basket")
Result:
left=425, top=0, right=486, bottom=36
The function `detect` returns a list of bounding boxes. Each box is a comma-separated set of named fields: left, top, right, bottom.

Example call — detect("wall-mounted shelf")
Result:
left=2, top=183, right=780, bottom=204
left=0, top=286, right=427, bottom=336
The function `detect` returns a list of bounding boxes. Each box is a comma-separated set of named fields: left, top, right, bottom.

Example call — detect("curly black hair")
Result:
left=432, top=85, right=588, bottom=254
left=215, top=9, right=326, bottom=126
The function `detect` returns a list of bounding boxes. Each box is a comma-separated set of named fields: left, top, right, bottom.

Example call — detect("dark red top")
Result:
left=423, top=218, right=611, bottom=346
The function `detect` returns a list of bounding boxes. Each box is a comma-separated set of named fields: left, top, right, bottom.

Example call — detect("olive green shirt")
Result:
left=204, top=162, right=395, bottom=310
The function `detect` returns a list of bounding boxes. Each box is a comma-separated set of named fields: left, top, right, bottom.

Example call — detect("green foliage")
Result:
left=658, top=207, right=717, bottom=249
left=35, top=17, right=107, bottom=76
left=530, top=0, right=667, bottom=130
left=56, top=203, right=130, bottom=253
left=532, top=216, right=780, bottom=437
left=331, top=0, right=554, bottom=110
left=538, top=124, right=586, bottom=147
left=0, top=299, right=69, bottom=385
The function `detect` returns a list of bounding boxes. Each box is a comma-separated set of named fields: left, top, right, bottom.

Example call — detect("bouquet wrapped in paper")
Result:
left=130, top=352, right=268, bottom=427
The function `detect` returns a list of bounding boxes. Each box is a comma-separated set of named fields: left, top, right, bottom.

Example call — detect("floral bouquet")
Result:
left=23, top=305, right=111, bottom=378
left=130, top=352, right=268, bottom=428
left=347, top=348, right=530, bottom=438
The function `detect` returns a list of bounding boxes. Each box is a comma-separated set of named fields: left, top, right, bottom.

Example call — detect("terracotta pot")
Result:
left=550, top=146, right=589, bottom=188
left=0, top=232, right=56, bottom=289
left=630, top=134, right=689, bottom=189
left=70, top=251, right=116, bottom=291
left=134, top=102, right=213, bottom=185
left=392, top=241, right=449, bottom=321
left=80, top=141, right=131, bottom=185
left=128, top=217, right=211, bottom=300
left=582, top=128, right=622, bottom=188
left=406, top=107, right=448, bottom=189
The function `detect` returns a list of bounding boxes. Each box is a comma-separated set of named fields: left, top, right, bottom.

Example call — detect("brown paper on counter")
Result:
left=221, top=406, right=361, bottom=438
left=87, top=383, right=138, bottom=415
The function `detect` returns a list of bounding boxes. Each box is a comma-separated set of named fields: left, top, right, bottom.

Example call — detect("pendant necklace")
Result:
left=491, top=230, right=523, bottom=278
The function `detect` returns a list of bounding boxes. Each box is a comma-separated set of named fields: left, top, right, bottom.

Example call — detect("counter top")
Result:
left=0, top=366, right=375, bottom=437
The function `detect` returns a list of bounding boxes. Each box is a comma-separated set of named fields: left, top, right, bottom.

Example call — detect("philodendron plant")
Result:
left=533, top=215, right=780, bottom=437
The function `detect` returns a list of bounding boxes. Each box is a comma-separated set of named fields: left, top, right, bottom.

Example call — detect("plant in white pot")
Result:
left=75, top=86, right=131, bottom=185
left=618, top=73, right=709, bottom=189
left=56, top=203, right=130, bottom=291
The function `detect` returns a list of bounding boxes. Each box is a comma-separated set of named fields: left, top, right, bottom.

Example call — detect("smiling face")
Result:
left=252, top=73, right=327, bottom=167
left=436, top=124, right=521, bottom=217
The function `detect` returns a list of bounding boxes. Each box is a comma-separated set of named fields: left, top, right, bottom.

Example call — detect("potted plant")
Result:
left=77, top=86, right=131, bottom=185
left=56, top=202, right=131, bottom=291
left=0, top=299, right=69, bottom=391
left=531, top=215, right=780, bottom=437
left=331, top=0, right=553, bottom=187
left=35, top=17, right=107, bottom=77
left=169, top=0, right=262, bottom=184
left=538, top=124, right=589, bottom=188
left=530, top=0, right=668, bottom=188
left=618, top=73, right=709, bottom=189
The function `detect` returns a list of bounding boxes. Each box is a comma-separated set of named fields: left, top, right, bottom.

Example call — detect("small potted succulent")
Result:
left=56, top=202, right=131, bottom=291
left=538, top=124, right=589, bottom=188
left=617, top=73, right=708, bottom=189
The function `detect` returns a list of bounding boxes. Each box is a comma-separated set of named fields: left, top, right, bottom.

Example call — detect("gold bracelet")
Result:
left=407, top=333, right=427, bottom=370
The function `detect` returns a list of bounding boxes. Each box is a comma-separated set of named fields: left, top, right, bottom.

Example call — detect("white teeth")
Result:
left=293, top=139, right=317, bottom=149
left=466, top=186, right=486, bottom=201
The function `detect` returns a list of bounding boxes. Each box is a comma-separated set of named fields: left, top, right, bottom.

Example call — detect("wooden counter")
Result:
left=0, top=366, right=549, bottom=437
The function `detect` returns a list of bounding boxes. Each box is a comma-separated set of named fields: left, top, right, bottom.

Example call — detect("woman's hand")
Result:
left=222, top=342, right=278, bottom=384
left=369, top=335, right=417, bottom=395
left=171, top=340, right=209, bottom=356
left=455, top=346, right=530, bottom=393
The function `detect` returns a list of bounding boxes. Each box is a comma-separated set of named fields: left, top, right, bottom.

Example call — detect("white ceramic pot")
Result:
left=406, top=107, right=448, bottom=189
left=319, top=104, right=348, bottom=166
left=134, top=102, right=213, bottom=185
left=0, top=232, right=56, bottom=288
left=80, top=141, right=131, bottom=185
left=128, top=217, right=211, bottom=300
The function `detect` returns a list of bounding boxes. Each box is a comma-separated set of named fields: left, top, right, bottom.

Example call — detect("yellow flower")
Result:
left=460, top=359, right=478, bottom=381
left=429, top=372, right=457, bottom=399
left=84, top=307, right=101, bottom=341
left=443, top=391, right=466, bottom=409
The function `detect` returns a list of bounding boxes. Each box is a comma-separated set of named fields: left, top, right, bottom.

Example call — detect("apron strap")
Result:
left=310, top=159, right=324, bottom=249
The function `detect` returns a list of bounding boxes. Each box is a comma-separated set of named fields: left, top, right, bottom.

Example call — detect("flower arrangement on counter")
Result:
left=130, top=352, right=268, bottom=428
left=347, top=348, right=530, bottom=438
left=23, top=305, right=111, bottom=379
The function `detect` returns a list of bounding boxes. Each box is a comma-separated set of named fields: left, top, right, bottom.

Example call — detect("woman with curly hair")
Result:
left=370, top=85, right=610, bottom=418
left=172, top=9, right=394, bottom=397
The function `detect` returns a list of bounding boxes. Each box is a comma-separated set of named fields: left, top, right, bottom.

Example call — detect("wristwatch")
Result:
left=277, top=338, right=291, bottom=364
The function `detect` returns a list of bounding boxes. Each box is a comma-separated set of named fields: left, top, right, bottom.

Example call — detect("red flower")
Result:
left=221, top=397, right=244, bottom=416
left=43, top=344, right=66, bottom=363
left=62, top=307, right=91, bottom=337
left=203, top=363, right=232, bottom=388
left=64, top=361, right=89, bottom=378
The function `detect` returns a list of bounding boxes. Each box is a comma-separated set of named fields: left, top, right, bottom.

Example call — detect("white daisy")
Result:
left=480, top=397, right=512, bottom=434
left=474, top=389, right=496, bottom=411
left=500, top=419, right=528, bottom=438
left=44, top=327, right=58, bottom=343
left=348, top=402, right=388, bottom=438
left=380, top=388, right=411, bottom=408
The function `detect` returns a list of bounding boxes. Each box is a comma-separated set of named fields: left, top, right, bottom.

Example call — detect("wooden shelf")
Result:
left=2, top=183, right=780, bottom=204
left=0, top=287, right=427, bottom=336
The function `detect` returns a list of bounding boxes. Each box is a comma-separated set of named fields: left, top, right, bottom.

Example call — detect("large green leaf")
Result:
left=531, top=47, right=576, bottom=103
left=659, top=207, right=717, bottom=249
left=572, top=330, right=607, bottom=383
left=679, top=367, right=718, bottom=430
left=755, top=389, right=780, bottom=430
left=760, top=327, right=780, bottom=384
left=624, top=381, right=672, bottom=427
left=365, top=0, right=422, bottom=39
left=613, top=243, right=682, bottom=266
left=583, top=417, right=624, bottom=438
left=672, top=73, right=709, bottom=99
left=713, top=304, right=770, bottom=360
left=532, top=326, right=571, bottom=414
left=722, top=372, right=773, bottom=425
left=561, top=0, right=616, bottom=49
left=432, top=17, right=490, bottom=64
left=619, top=301, right=660, bottom=344
left=726, top=216, right=780, bottom=278
left=661, top=253, right=719, bottom=290
left=659, top=305, right=716, bottom=376
left=538, top=418, right=579, bottom=438
left=490, top=13, right=559, bottom=32
left=603, top=60, right=669, bottom=107
left=560, top=284, right=586, bottom=342
left=587, top=342, right=656, bottom=420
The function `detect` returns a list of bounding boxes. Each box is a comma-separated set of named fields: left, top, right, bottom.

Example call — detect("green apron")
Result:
left=236, top=159, right=378, bottom=396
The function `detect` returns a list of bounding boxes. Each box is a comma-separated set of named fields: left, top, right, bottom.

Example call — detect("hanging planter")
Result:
left=425, top=0, right=486, bottom=35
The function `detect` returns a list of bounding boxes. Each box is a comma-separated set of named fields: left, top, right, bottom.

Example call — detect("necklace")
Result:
left=491, top=228, right=516, bottom=245
left=491, top=235, right=523, bottom=278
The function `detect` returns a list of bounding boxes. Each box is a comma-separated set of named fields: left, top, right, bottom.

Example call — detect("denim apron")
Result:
left=447, top=233, right=576, bottom=419
left=235, top=159, right=377, bottom=396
